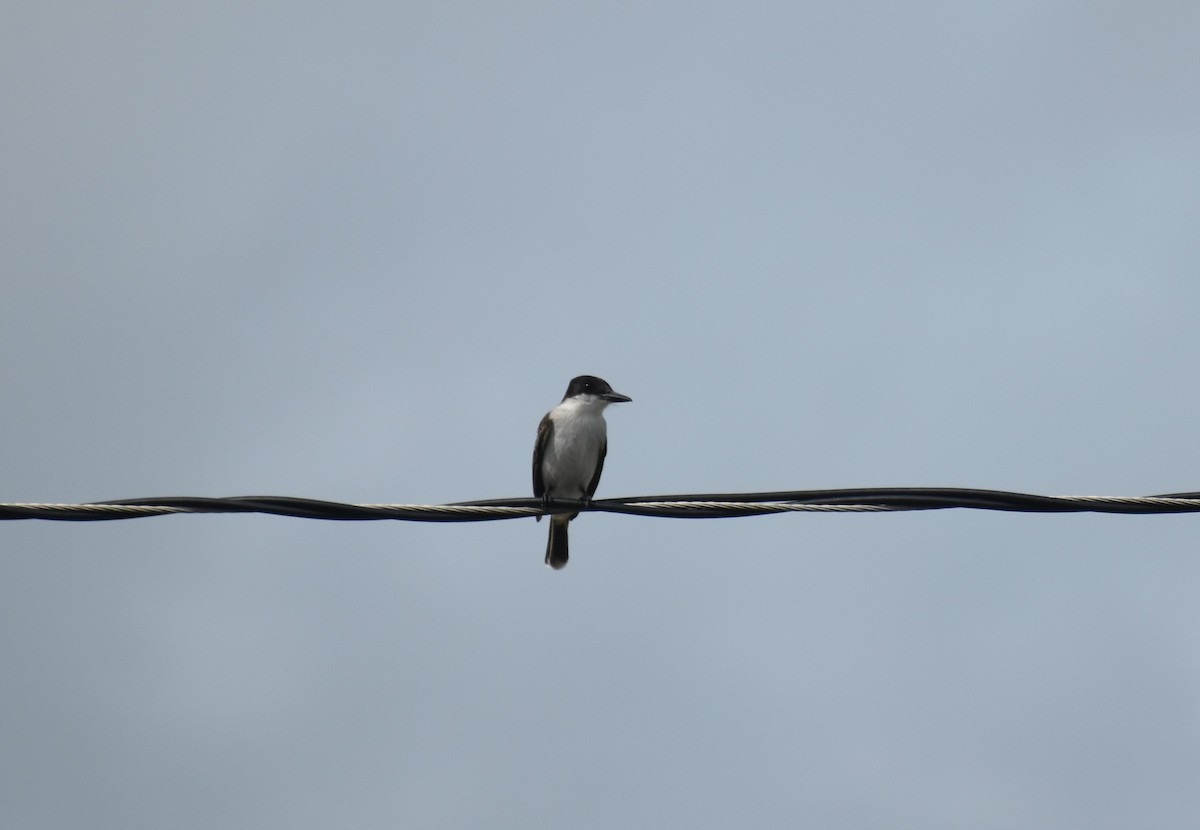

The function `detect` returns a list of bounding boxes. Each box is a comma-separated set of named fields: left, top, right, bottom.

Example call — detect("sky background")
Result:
left=3, top=2, right=1200, bottom=827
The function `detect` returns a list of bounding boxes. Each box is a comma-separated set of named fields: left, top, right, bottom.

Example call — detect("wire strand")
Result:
left=4, top=488, right=1200, bottom=522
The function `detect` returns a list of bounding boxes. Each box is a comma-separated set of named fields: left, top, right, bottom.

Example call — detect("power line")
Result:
left=3, top=488, right=1200, bottom=522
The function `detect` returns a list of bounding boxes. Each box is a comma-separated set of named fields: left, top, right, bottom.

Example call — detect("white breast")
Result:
left=542, top=400, right=607, bottom=498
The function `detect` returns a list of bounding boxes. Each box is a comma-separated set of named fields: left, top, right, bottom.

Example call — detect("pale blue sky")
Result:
left=3, top=2, right=1200, bottom=827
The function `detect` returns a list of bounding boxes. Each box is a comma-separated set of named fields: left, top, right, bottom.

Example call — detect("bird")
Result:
left=532, top=375, right=632, bottom=569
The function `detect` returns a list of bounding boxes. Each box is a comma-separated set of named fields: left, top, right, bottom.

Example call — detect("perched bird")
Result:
left=532, top=375, right=632, bottom=569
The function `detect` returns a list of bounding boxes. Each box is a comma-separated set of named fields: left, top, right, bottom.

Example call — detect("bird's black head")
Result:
left=563, top=375, right=632, bottom=404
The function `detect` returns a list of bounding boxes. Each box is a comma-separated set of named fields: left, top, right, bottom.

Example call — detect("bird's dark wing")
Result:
left=532, top=413, right=553, bottom=498
left=584, top=438, right=607, bottom=500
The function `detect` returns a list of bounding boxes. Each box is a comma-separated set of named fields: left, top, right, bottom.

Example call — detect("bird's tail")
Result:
left=545, top=516, right=569, bottom=570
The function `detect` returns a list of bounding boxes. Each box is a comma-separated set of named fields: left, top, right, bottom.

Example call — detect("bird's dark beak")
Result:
left=603, top=391, right=632, bottom=403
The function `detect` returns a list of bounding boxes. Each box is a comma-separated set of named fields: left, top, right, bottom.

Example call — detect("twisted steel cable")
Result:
left=3, top=488, right=1200, bottom=522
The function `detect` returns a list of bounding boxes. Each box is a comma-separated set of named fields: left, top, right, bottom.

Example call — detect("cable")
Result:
left=3, top=488, right=1200, bottom=522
